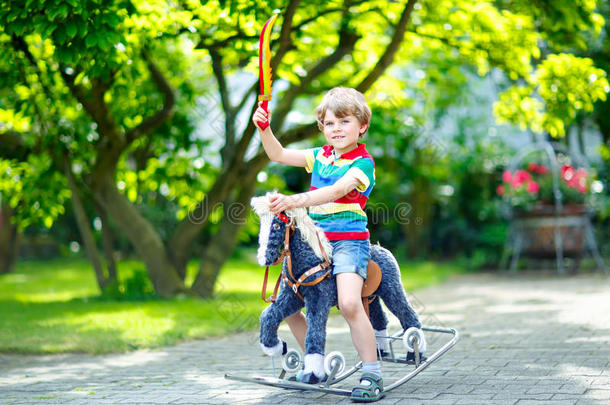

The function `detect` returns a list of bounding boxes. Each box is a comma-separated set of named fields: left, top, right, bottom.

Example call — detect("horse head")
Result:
left=251, top=195, right=292, bottom=266
left=250, top=194, right=332, bottom=268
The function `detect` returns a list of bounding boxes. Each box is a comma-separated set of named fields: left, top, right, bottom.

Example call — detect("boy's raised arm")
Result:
left=253, top=102, right=308, bottom=167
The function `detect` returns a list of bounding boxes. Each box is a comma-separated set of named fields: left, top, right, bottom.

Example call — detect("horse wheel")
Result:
left=324, top=351, right=346, bottom=376
left=403, top=327, right=424, bottom=353
left=282, top=349, right=302, bottom=373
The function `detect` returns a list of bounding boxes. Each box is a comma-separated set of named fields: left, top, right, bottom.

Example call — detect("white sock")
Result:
left=361, top=361, right=382, bottom=379
left=374, top=329, right=390, bottom=352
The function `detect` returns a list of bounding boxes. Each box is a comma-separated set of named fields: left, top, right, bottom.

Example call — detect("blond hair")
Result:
left=315, top=87, right=371, bottom=135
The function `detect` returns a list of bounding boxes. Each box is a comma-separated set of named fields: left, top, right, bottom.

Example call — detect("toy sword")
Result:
left=257, top=11, right=280, bottom=130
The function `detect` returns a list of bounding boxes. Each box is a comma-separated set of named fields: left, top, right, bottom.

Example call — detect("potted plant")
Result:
left=497, top=162, right=597, bottom=257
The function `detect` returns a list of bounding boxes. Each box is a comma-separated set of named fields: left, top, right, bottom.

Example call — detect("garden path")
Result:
left=1, top=272, right=610, bottom=404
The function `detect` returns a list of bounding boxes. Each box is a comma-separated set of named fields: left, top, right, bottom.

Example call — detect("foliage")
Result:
left=361, top=59, right=513, bottom=263
left=494, top=54, right=609, bottom=137
left=0, top=155, right=70, bottom=230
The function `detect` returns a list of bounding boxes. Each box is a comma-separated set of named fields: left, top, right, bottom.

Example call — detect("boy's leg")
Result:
left=285, top=311, right=307, bottom=352
left=336, top=273, right=377, bottom=363
left=337, top=273, right=384, bottom=401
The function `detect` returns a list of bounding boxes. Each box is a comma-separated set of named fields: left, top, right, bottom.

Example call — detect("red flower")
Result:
left=537, top=164, right=549, bottom=175
left=502, top=170, right=512, bottom=183
left=527, top=163, right=549, bottom=175
left=526, top=180, right=539, bottom=194
left=496, top=185, right=505, bottom=196
left=561, top=165, right=575, bottom=182
left=511, top=170, right=531, bottom=187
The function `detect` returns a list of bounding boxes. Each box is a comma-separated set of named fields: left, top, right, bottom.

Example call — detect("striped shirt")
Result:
left=304, top=143, right=375, bottom=240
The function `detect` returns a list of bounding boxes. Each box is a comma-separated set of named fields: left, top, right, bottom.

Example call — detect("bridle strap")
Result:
left=261, top=220, right=294, bottom=303
left=283, top=228, right=332, bottom=302
left=261, top=265, right=282, bottom=303
left=260, top=214, right=333, bottom=303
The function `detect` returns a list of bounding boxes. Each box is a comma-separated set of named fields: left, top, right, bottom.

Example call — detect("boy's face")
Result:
left=321, top=110, right=368, bottom=155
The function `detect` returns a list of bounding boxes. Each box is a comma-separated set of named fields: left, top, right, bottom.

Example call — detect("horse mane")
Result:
left=251, top=194, right=333, bottom=260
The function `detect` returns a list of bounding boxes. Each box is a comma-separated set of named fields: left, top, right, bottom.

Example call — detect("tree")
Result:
left=1, top=0, right=607, bottom=297
left=1, top=0, right=420, bottom=297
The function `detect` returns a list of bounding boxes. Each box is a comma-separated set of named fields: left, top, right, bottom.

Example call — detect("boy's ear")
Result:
left=359, top=122, right=369, bottom=135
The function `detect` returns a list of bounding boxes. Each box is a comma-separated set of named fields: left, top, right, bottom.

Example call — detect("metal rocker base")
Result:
left=225, top=325, right=459, bottom=397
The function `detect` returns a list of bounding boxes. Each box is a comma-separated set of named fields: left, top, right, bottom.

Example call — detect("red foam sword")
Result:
left=257, top=11, right=280, bottom=130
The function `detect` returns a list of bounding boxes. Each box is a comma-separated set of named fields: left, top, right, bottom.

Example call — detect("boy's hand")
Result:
left=253, top=101, right=271, bottom=130
left=269, top=193, right=298, bottom=214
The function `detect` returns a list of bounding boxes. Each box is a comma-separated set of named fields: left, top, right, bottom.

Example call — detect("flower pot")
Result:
left=512, top=204, right=588, bottom=258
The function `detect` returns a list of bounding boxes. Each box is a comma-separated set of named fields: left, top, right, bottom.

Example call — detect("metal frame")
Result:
left=225, top=325, right=459, bottom=397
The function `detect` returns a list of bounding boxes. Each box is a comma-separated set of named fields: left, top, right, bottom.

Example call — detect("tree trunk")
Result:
left=64, top=160, right=110, bottom=290
left=95, top=201, right=117, bottom=283
left=167, top=161, right=243, bottom=279
left=95, top=174, right=185, bottom=298
left=0, top=203, right=18, bottom=274
left=191, top=173, right=258, bottom=297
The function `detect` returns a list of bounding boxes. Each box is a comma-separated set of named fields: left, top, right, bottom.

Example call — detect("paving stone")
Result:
left=1, top=273, right=609, bottom=404
left=515, top=400, right=577, bottom=405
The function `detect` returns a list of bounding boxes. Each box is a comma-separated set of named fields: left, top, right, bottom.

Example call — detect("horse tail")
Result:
left=371, top=244, right=422, bottom=330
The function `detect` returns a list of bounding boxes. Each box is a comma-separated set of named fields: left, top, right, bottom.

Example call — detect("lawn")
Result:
left=0, top=250, right=465, bottom=354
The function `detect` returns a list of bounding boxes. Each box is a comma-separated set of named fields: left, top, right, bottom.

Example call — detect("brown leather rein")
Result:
left=261, top=214, right=331, bottom=303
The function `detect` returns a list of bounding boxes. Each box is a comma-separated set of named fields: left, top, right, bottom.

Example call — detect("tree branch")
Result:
left=356, top=0, right=418, bottom=93
left=291, top=0, right=369, bottom=32
left=272, top=24, right=360, bottom=131
left=10, top=35, right=56, bottom=100
left=243, top=122, right=319, bottom=174
left=232, top=0, right=360, bottom=175
left=195, top=31, right=256, bottom=50
left=125, top=50, right=176, bottom=143
left=209, top=48, right=237, bottom=165
left=271, top=0, right=301, bottom=72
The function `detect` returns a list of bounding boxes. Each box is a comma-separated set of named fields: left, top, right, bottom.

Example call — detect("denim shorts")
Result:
left=329, top=239, right=371, bottom=280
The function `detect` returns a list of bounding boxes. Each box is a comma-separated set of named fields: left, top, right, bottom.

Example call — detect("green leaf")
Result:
left=58, top=4, right=69, bottom=19
left=85, top=33, right=98, bottom=48
left=77, top=21, right=88, bottom=38
left=40, top=21, right=56, bottom=38
left=55, top=25, right=66, bottom=43
left=66, top=20, right=77, bottom=39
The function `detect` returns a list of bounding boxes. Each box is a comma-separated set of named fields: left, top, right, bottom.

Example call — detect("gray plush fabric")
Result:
left=259, top=216, right=421, bottom=358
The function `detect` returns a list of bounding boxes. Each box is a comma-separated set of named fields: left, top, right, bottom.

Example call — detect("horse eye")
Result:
left=273, top=223, right=281, bottom=230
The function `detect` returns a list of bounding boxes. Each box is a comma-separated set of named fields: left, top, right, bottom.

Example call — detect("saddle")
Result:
left=361, top=260, right=382, bottom=317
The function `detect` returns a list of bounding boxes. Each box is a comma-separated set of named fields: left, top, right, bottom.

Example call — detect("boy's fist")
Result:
left=253, top=101, right=271, bottom=130
left=269, top=192, right=296, bottom=214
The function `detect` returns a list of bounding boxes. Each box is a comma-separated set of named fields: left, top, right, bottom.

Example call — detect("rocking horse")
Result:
left=250, top=194, right=426, bottom=383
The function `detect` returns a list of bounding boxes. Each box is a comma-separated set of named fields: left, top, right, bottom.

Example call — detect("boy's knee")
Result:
left=339, top=297, right=363, bottom=319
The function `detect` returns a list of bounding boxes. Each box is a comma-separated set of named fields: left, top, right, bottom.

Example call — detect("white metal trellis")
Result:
left=501, top=141, right=607, bottom=274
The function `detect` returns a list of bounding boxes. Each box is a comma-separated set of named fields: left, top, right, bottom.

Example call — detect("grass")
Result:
left=0, top=249, right=466, bottom=354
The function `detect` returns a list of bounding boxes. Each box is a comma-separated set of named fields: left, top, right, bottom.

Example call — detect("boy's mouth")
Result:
left=331, top=135, right=345, bottom=140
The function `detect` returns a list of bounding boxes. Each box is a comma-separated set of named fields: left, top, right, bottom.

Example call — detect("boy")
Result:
left=252, top=87, right=383, bottom=402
